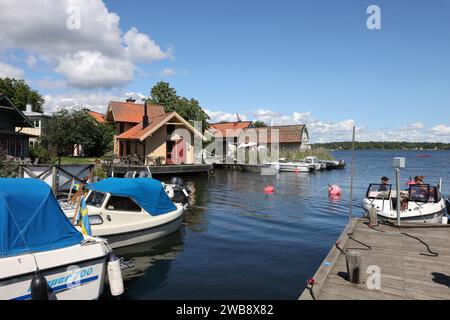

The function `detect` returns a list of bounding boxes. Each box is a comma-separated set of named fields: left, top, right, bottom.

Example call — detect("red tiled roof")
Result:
left=117, top=113, right=174, bottom=140
left=210, top=121, right=253, bottom=137
left=244, top=125, right=306, bottom=143
left=88, top=111, right=105, bottom=123
left=108, top=101, right=166, bottom=123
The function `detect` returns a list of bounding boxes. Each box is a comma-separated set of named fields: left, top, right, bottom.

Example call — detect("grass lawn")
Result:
left=52, top=157, right=97, bottom=165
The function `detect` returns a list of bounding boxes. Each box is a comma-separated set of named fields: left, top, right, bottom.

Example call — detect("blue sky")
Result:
left=1, top=0, right=450, bottom=142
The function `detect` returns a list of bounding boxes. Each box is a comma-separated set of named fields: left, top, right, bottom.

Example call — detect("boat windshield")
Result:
left=409, top=184, right=431, bottom=203
left=86, top=191, right=106, bottom=208
left=366, top=184, right=392, bottom=199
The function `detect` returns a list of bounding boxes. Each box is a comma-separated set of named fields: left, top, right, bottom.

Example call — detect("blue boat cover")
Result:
left=0, top=179, right=83, bottom=258
left=87, top=178, right=176, bottom=216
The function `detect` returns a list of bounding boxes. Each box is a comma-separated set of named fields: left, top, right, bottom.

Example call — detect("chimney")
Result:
left=126, top=97, right=136, bottom=103
left=26, top=103, right=32, bottom=113
left=143, top=100, right=149, bottom=129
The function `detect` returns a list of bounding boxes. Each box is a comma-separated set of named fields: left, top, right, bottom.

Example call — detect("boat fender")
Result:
left=107, top=254, right=124, bottom=296
left=182, top=188, right=189, bottom=197
left=165, top=185, right=175, bottom=199
left=442, top=216, right=448, bottom=225
left=30, top=271, right=49, bottom=300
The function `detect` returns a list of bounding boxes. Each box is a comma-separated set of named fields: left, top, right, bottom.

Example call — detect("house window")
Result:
left=34, top=120, right=40, bottom=128
left=105, top=196, right=142, bottom=212
left=167, top=124, right=175, bottom=135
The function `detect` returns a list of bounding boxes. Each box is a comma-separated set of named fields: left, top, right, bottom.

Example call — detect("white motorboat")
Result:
left=0, top=179, right=116, bottom=300
left=362, top=181, right=448, bottom=223
left=240, top=163, right=280, bottom=174
left=63, top=178, right=185, bottom=249
left=304, top=156, right=323, bottom=171
left=266, top=161, right=313, bottom=173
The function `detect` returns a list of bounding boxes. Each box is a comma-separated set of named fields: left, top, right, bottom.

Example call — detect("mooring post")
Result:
left=51, top=165, right=58, bottom=196
left=18, top=165, right=24, bottom=178
left=346, top=251, right=361, bottom=284
left=369, top=205, right=378, bottom=226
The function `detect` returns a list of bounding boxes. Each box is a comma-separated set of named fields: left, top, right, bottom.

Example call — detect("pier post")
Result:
left=345, top=251, right=361, bottom=284
left=51, top=165, right=58, bottom=196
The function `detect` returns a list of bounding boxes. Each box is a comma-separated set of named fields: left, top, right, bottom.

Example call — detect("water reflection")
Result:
left=111, top=230, right=184, bottom=298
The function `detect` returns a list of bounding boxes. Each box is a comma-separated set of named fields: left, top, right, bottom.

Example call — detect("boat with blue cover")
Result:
left=63, top=178, right=186, bottom=249
left=0, top=179, right=114, bottom=300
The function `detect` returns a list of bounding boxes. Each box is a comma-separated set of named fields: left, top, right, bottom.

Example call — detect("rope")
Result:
left=306, top=278, right=317, bottom=300
left=335, top=234, right=372, bottom=254
left=370, top=221, right=439, bottom=257
left=400, top=232, right=439, bottom=257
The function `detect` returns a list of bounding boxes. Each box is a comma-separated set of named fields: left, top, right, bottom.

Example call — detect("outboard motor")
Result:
left=169, top=177, right=190, bottom=205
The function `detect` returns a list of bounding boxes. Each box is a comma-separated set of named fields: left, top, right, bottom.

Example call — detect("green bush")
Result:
left=29, top=144, right=50, bottom=164
left=280, top=148, right=334, bottom=161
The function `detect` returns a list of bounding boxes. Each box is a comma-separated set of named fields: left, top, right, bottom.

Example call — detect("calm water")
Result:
left=111, top=150, right=450, bottom=300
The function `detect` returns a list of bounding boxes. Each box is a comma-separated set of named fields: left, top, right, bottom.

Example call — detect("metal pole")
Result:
left=396, top=167, right=401, bottom=226
left=349, top=126, right=356, bottom=222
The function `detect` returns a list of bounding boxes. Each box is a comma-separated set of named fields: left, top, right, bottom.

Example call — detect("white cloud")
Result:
left=206, top=108, right=450, bottom=143
left=0, top=61, right=25, bottom=78
left=431, top=125, right=450, bottom=136
left=205, top=109, right=248, bottom=123
left=43, top=91, right=123, bottom=113
left=160, top=68, right=177, bottom=77
left=0, top=0, right=173, bottom=89
left=124, top=27, right=173, bottom=62
left=25, top=55, right=38, bottom=68
left=401, top=122, right=424, bottom=130
left=55, top=51, right=134, bottom=88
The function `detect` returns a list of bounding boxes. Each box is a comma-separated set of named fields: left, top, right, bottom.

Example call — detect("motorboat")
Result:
left=362, top=181, right=448, bottom=223
left=303, top=156, right=323, bottom=171
left=240, top=163, right=280, bottom=174
left=125, top=170, right=191, bottom=205
left=0, top=179, right=117, bottom=300
left=63, top=178, right=185, bottom=249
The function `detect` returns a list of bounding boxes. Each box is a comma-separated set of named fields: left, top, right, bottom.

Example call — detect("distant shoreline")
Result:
left=313, top=142, right=450, bottom=151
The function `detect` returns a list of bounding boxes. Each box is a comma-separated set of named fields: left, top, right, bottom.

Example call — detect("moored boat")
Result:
left=63, top=178, right=185, bottom=249
left=0, top=179, right=115, bottom=300
left=362, top=181, right=447, bottom=223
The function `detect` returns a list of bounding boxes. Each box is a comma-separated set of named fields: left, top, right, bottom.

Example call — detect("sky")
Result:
left=1, top=0, right=450, bottom=143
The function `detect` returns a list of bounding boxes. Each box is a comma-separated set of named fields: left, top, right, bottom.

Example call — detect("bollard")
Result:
left=345, top=251, right=361, bottom=284
left=369, top=206, right=378, bottom=226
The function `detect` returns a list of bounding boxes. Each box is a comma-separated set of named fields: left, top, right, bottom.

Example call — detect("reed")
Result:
left=280, top=148, right=334, bottom=161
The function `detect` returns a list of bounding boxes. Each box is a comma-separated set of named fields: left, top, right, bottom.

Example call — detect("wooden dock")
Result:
left=108, top=164, right=213, bottom=176
left=299, top=218, right=450, bottom=300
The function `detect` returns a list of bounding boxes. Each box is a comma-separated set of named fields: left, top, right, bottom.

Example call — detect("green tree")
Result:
left=252, top=120, right=267, bottom=127
left=42, top=108, right=115, bottom=157
left=0, top=147, right=18, bottom=177
left=149, top=82, right=210, bottom=131
left=0, top=78, right=45, bottom=113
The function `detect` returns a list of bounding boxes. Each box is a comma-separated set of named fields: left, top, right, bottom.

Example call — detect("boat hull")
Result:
left=100, top=214, right=184, bottom=249
left=0, top=242, right=109, bottom=300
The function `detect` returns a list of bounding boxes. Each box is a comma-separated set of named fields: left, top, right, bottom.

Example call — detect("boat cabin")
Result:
left=365, top=183, right=443, bottom=211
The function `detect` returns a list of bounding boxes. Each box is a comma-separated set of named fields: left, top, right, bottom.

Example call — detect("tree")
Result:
left=42, top=108, right=115, bottom=157
left=0, top=78, right=45, bottom=113
left=0, top=147, right=18, bottom=177
left=150, top=82, right=210, bottom=131
left=252, top=120, right=267, bottom=127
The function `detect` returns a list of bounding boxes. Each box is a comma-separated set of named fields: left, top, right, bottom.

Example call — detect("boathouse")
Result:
left=103, top=99, right=205, bottom=165
left=0, top=93, right=35, bottom=158
left=209, top=121, right=311, bottom=155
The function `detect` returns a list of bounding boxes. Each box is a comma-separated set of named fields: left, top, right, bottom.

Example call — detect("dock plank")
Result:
left=299, top=218, right=450, bottom=300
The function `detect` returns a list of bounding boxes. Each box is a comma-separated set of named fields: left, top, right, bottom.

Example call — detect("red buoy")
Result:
left=328, top=184, right=342, bottom=196
left=264, top=185, right=275, bottom=194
